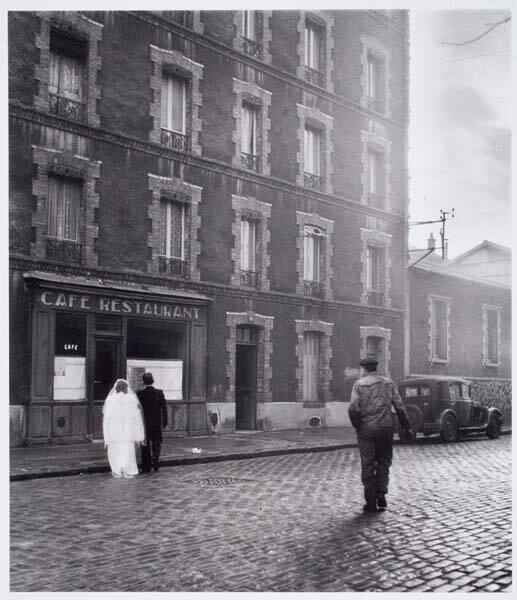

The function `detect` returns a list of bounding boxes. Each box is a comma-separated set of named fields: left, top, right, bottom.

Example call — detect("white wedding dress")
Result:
left=102, top=379, right=145, bottom=478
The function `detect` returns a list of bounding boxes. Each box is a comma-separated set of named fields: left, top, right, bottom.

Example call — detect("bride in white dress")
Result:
left=102, top=379, right=145, bottom=478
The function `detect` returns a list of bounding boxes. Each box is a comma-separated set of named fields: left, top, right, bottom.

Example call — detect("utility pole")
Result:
left=439, top=208, right=455, bottom=260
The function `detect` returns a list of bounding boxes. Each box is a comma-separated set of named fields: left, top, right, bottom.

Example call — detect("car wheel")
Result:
left=440, top=414, right=458, bottom=443
left=486, top=415, right=501, bottom=439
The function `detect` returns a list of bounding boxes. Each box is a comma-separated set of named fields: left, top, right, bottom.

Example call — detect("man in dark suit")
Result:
left=137, top=372, right=168, bottom=473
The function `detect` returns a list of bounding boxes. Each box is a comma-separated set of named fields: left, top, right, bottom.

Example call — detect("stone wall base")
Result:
left=207, top=401, right=351, bottom=432
left=10, top=405, right=26, bottom=447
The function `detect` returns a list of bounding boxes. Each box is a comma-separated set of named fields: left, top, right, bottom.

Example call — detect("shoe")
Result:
left=111, top=472, right=122, bottom=479
left=377, top=493, right=387, bottom=510
left=363, top=502, right=378, bottom=513
left=124, top=474, right=135, bottom=479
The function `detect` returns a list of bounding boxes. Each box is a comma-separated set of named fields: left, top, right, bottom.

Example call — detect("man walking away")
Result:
left=137, top=372, right=168, bottom=473
left=348, top=357, right=411, bottom=512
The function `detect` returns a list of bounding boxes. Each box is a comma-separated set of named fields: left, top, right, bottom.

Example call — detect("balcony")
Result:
left=367, top=95, right=385, bottom=114
left=365, top=290, right=385, bottom=306
left=367, top=192, right=385, bottom=210
left=161, top=129, right=189, bottom=152
left=304, top=66, right=325, bottom=88
left=241, top=152, right=259, bottom=172
left=304, top=279, right=324, bottom=298
left=304, top=172, right=322, bottom=191
left=49, top=93, right=85, bottom=123
left=158, top=256, right=189, bottom=278
left=241, top=37, right=261, bottom=60
left=240, top=269, right=261, bottom=289
left=46, top=238, right=82, bottom=263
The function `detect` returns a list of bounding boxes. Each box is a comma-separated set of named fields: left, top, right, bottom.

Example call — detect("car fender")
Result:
left=487, top=407, right=503, bottom=423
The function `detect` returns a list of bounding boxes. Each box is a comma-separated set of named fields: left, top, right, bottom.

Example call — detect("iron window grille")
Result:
left=240, top=269, right=261, bottom=289
left=161, top=129, right=189, bottom=152
left=158, top=256, right=189, bottom=278
left=45, top=237, right=82, bottom=263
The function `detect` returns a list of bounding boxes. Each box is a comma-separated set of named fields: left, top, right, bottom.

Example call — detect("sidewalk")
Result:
left=10, top=426, right=511, bottom=481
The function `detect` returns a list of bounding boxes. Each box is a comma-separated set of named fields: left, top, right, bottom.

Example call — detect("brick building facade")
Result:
left=9, top=10, right=409, bottom=446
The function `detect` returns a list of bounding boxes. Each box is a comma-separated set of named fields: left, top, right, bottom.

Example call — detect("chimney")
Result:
left=427, top=233, right=436, bottom=251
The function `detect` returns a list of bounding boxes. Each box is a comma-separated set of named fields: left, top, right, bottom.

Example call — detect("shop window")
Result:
left=48, top=30, right=87, bottom=122
left=303, top=331, right=321, bottom=403
left=46, top=175, right=82, bottom=264
left=53, top=313, right=87, bottom=401
left=159, top=199, right=188, bottom=278
left=161, top=73, right=188, bottom=151
left=126, top=319, right=186, bottom=400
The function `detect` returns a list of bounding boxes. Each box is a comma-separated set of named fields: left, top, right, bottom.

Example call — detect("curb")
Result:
left=10, top=429, right=511, bottom=482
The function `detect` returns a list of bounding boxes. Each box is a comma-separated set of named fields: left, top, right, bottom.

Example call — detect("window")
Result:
left=404, top=386, right=418, bottom=398
left=159, top=199, right=188, bottom=277
left=241, top=103, right=259, bottom=171
left=485, top=307, right=500, bottom=365
left=365, top=246, right=385, bottom=306
left=304, top=127, right=321, bottom=189
left=305, top=22, right=320, bottom=70
left=47, top=176, right=81, bottom=241
left=303, top=332, right=320, bottom=402
left=304, top=225, right=323, bottom=282
left=48, top=31, right=87, bottom=122
left=367, top=150, right=385, bottom=208
left=366, top=54, right=384, bottom=113
left=431, top=298, right=449, bottom=361
left=161, top=74, right=188, bottom=150
left=242, top=10, right=256, bottom=40
left=240, top=218, right=256, bottom=271
left=449, top=383, right=461, bottom=402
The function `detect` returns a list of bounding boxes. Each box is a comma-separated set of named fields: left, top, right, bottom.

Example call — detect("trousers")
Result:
left=141, top=438, right=162, bottom=472
left=356, top=425, right=394, bottom=502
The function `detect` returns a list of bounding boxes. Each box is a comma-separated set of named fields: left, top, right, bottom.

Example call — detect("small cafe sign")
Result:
left=38, top=291, right=201, bottom=320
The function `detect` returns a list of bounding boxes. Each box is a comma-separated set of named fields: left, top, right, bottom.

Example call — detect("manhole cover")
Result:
left=187, top=477, right=254, bottom=487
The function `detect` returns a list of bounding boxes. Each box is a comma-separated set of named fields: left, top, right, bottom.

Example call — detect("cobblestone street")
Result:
left=11, top=436, right=512, bottom=592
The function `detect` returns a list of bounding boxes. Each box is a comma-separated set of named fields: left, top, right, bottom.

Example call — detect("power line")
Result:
left=438, top=16, right=510, bottom=46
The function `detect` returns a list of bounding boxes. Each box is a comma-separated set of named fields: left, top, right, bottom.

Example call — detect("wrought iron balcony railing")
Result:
left=304, top=172, right=322, bottom=191
left=367, top=95, right=385, bottom=114
left=303, top=279, right=324, bottom=298
left=365, top=290, right=385, bottom=306
left=241, top=152, right=259, bottom=172
left=240, top=269, right=261, bottom=289
left=158, top=256, right=189, bottom=278
left=46, top=237, right=82, bottom=263
left=241, top=36, right=261, bottom=60
left=161, top=129, right=189, bottom=152
left=304, top=66, right=325, bottom=88
left=367, top=192, right=385, bottom=210
left=49, top=93, right=85, bottom=123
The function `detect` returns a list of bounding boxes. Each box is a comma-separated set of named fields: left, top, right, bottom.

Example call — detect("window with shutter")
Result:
left=303, top=332, right=320, bottom=402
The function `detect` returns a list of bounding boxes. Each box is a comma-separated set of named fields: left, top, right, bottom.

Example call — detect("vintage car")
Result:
left=398, top=376, right=503, bottom=443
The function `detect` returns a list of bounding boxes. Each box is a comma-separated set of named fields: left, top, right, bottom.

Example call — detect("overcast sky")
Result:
left=408, top=9, right=512, bottom=258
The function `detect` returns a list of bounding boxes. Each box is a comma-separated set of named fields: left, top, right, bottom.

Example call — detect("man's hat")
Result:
left=359, top=357, right=378, bottom=367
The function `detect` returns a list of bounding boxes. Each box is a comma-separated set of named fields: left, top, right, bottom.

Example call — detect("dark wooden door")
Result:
left=235, top=344, right=257, bottom=430
left=92, top=338, right=121, bottom=438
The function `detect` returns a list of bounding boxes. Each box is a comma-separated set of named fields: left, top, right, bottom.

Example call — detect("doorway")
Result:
left=235, top=326, right=258, bottom=430
left=92, top=338, right=121, bottom=438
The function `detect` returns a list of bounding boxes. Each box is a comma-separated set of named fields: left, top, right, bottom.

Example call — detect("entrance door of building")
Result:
left=235, top=344, right=257, bottom=430
left=92, top=338, right=122, bottom=439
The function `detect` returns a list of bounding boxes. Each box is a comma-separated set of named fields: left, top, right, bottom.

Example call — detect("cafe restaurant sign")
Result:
left=38, top=290, right=201, bottom=320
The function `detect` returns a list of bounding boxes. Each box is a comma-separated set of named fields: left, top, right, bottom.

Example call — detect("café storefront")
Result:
left=24, top=272, right=210, bottom=444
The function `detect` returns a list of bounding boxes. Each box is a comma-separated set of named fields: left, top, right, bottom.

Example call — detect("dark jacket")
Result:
left=137, top=386, right=168, bottom=441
